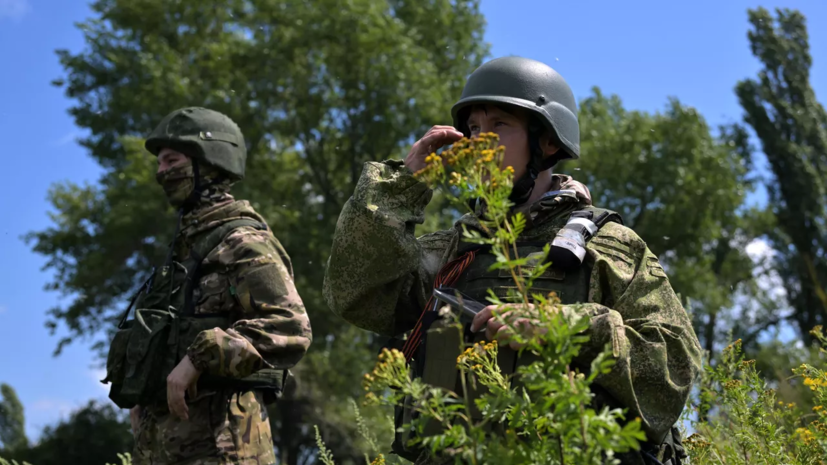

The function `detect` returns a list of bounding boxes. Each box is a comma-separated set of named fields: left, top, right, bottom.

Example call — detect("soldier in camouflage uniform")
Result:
left=323, top=57, right=702, bottom=464
left=102, top=107, right=312, bottom=465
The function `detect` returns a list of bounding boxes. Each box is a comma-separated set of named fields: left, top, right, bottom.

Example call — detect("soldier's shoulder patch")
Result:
left=587, top=223, right=645, bottom=272
left=646, top=256, right=668, bottom=279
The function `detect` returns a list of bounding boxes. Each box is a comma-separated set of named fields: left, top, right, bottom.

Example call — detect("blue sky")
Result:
left=0, top=0, right=825, bottom=442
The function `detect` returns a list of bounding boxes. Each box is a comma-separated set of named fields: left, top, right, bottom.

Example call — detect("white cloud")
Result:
left=745, top=238, right=787, bottom=300
left=53, top=131, right=80, bottom=147
left=0, top=0, right=31, bottom=21
left=746, top=238, right=775, bottom=261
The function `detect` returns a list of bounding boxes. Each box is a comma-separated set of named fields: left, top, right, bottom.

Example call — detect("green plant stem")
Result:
left=456, top=322, right=480, bottom=465
left=568, top=365, right=588, bottom=446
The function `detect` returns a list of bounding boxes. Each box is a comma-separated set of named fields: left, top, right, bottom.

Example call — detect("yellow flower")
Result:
left=787, top=403, right=795, bottom=409
left=813, top=405, right=824, bottom=412
left=796, top=427, right=817, bottom=446
left=803, top=376, right=827, bottom=391
left=723, top=380, right=742, bottom=390
left=724, top=339, right=742, bottom=352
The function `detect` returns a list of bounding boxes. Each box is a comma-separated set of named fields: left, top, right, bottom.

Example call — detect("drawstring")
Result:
left=163, top=210, right=185, bottom=312
left=401, top=250, right=477, bottom=362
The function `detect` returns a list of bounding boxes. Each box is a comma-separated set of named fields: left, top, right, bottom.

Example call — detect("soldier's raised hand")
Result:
left=404, top=125, right=463, bottom=173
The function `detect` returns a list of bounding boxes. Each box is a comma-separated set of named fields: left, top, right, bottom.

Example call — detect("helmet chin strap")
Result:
left=508, top=131, right=548, bottom=207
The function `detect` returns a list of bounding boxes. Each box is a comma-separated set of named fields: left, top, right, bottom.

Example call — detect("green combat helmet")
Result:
left=145, top=107, right=246, bottom=180
left=451, top=56, right=579, bottom=204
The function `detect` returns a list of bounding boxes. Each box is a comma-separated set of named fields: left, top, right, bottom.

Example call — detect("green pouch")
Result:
left=102, top=321, right=133, bottom=407
left=113, top=309, right=176, bottom=408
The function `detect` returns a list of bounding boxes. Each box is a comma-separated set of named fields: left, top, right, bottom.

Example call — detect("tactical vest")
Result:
left=392, top=207, right=687, bottom=465
left=102, top=219, right=287, bottom=410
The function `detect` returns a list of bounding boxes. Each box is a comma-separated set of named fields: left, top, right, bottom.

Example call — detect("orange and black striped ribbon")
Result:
left=402, top=250, right=477, bottom=362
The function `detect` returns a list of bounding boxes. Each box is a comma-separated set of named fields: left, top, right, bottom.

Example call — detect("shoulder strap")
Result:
left=573, top=206, right=624, bottom=229
left=183, top=218, right=268, bottom=314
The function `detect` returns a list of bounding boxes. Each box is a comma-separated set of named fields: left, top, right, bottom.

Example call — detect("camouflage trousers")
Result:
left=133, top=389, right=276, bottom=465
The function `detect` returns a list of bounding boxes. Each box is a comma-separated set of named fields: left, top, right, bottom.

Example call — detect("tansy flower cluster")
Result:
left=362, top=348, right=408, bottom=404
left=413, top=133, right=513, bottom=199
left=457, top=341, right=508, bottom=392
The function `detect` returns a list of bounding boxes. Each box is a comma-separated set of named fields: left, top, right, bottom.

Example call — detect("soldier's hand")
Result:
left=470, top=304, right=549, bottom=350
left=166, top=355, right=202, bottom=421
left=404, top=125, right=463, bottom=173
left=129, top=406, right=141, bottom=436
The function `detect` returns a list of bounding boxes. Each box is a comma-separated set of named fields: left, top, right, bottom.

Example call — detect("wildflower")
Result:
left=796, top=427, right=817, bottom=446
left=424, top=153, right=442, bottom=165
left=723, top=380, right=742, bottom=390
left=813, top=405, right=824, bottom=413
left=803, top=376, right=827, bottom=390
left=787, top=403, right=795, bottom=409
left=685, top=433, right=711, bottom=449
left=724, top=339, right=742, bottom=352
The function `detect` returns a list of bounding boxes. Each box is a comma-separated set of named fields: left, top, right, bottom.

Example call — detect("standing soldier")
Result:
left=323, top=57, right=701, bottom=464
left=102, top=107, right=312, bottom=465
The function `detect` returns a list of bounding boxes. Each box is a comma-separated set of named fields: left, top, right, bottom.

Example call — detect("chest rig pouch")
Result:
left=391, top=206, right=622, bottom=461
left=102, top=219, right=288, bottom=409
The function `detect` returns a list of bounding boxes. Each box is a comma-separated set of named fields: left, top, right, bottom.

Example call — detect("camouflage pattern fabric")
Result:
left=134, top=176, right=311, bottom=463
left=134, top=390, right=275, bottom=465
left=323, top=160, right=702, bottom=451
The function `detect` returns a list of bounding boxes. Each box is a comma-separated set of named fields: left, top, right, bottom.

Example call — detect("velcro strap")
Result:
left=564, top=217, right=599, bottom=238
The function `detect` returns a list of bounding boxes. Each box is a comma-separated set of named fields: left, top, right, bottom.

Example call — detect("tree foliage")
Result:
left=0, top=385, right=28, bottom=453
left=2, top=400, right=132, bottom=465
left=735, top=7, right=827, bottom=344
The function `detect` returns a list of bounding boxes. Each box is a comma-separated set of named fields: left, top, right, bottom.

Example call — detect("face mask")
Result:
left=156, top=161, right=195, bottom=207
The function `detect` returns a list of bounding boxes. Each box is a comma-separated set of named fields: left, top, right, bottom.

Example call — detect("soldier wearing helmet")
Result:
left=324, top=57, right=702, bottom=464
left=102, top=107, right=312, bottom=465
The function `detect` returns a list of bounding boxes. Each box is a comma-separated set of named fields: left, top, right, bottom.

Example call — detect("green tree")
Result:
left=568, top=89, right=763, bottom=356
left=4, top=401, right=132, bottom=465
left=735, top=7, right=827, bottom=344
left=27, top=0, right=488, bottom=462
left=0, top=385, right=28, bottom=453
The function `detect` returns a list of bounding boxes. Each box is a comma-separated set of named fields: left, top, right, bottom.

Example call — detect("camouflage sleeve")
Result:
left=187, top=226, right=312, bottom=378
left=565, top=221, right=703, bottom=443
left=323, top=160, right=456, bottom=336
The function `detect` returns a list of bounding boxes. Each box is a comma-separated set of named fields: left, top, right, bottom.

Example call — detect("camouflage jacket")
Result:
left=173, top=196, right=312, bottom=379
left=323, top=160, right=702, bottom=444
